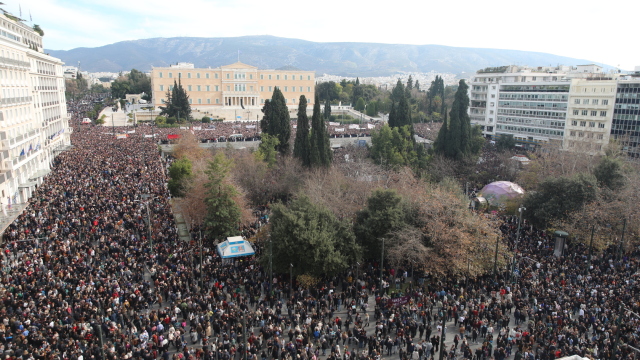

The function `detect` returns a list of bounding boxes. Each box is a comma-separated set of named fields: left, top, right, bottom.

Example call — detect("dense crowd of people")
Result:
left=0, top=95, right=637, bottom=360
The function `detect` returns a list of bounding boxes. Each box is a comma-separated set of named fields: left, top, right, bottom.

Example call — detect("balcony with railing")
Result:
left=0, top=56, right=30, bottom=69
left=0, top=129, right=39, bottom=149
left=0, top=96, right=33, bottom=107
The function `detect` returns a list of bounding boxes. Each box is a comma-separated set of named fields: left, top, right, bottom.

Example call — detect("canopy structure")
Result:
left=478, top=181, right=525, bottom=207
left=217, top=236, right=255, bottom=259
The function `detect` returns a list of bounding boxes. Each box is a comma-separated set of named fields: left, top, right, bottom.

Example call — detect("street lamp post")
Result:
left=289, top=263, right=293, bottom=297
left=587, top=225, right=595, bottom=275
left=199, top=230, right=204, bottom=289
left=619, top=218, right=627, bottom=261
left=493, top=235, right=500, bottom=283
left=380, top=238, right=385, bottom=295
left=438, top=317, right=446, bottom=360
left=511, top=207, right=526, bottom=284
left=268, top=235, right=273, bottom=299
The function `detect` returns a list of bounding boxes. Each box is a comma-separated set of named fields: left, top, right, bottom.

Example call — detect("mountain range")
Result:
left=46, top=35, right=608, bottom=77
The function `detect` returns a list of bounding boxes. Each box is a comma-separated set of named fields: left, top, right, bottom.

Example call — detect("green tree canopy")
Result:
left=167, top=156, right=193, bottom=197
left=427, top=76, right=445, bottom=115
left=370, top=124, right=427, bottom=170
left=324, top=99, right=332, bottom=119
left=260, top=88, right=291, bottom=155
left=111, top=69, right=152, bottom=99
left=391, top=79, right=405, bottom=103
left=496, top=134, right=516, bottom=151
left=366, top=101, right=378, bottom=117
left=316, top=81, right=342, bottom=102
left=355, top=97, right=366, bottom=112
left=159, top=80, right=191, bottom=121
left=255, top=133, right=280, bottom=168
left=293, top=95, right=311, bottom=167
left=354, top=189, right=409, bottom=259
left=523, top=173, right=597, bottom=228
left=203, top=152, right=241, bottom=240
left=310, top=94, right=332, bottom=167
left=593, top=156, right=626, bottom=190
left=433, top=80, right=481, bottom=160
left=267, top=196, right=360, bottom=277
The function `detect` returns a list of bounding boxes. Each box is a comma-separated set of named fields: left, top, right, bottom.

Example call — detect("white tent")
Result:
left=217, top=236, right=255, bottom=259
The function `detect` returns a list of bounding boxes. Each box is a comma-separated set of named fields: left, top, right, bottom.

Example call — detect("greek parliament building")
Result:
left=0, top=12, right=70, bottom=215
left=150, top=62, right=316, bottom=120
left=468, top=64, right=640, bottom=157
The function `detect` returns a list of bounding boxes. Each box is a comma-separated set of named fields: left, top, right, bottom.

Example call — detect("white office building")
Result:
left=0, top=12, right=70, bottom=209
left=468, top=65, right=614, bottom=150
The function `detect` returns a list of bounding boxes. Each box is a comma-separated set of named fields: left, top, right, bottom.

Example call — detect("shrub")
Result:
left=202, top=116, right=211, bottom=123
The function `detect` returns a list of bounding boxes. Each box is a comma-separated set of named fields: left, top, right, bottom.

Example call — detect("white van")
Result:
left=82, top=118, right=92, bottom=124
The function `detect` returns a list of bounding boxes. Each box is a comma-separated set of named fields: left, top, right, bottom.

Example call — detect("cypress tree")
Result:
left=260, top=99, right=272, bottom=134
left=447, top=99, right=462, bottom=159
left=310, top=94, right=331, bottom=167
left=264, top=88, right=291, bottom=155
left=159, top=79, right=191, bottom=121
left=388, top=102, right=397, bottom=128
left=434, top=106, right=448, bottom=155
left=396, top=95, right=412, bottom=128
left=324, top=99, right=332, bottom=120
left=391, top=79, right=405, bottom=103
left=453, top=80, right=471, bottom=156
left=293, top=95, right=311, bottom=167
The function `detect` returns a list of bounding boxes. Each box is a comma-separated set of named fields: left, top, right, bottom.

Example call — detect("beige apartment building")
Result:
left=150, top=62, right=315, bottom=120
left=563, top=78, right=617, bottom=154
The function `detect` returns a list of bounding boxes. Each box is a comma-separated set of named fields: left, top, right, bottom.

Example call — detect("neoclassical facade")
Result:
left=150, top=62, right=315, bottom=114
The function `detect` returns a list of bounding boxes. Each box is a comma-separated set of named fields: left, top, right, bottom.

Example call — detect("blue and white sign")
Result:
left=217, top=236, right=255, bottom=258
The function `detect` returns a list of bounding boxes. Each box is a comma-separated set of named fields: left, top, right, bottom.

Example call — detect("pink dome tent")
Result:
left=478, top=181, right=525, bottom=207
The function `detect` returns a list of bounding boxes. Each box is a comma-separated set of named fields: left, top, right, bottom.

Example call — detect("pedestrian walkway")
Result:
left=171, top=200, right=192, bottom=243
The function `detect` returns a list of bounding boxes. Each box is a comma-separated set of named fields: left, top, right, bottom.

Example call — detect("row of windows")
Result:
left=611, top=124, right=640, bottom=132
left=568, top=131, right=605, bottom=139
left=617, top=85, right=640, bottom=91
left=615, top=105, right=640, bottom=111
left=614, top=114, right=640, bottom=121
left=570, top=120, right=606, bottom=129
left=616, top=93, right=640, bottom=100
left=496, top=124, right=564, bottom=137
left=571, top=110, right=607, bottom=117
left=498, top=101, right=567, bottom=110
left=567, top=142, right=603, bottom=151
left=157, top=71, right=312, bottom=81
left=497, top=116, right=564, bottom=128
left=161, top=97, right=309, bottom=105
left=577, top=87, right=614, bottom=93
left=573, top=98, right=609, bottom=105
left=499, top=93, right=568, bottom=102
left=159, top=84, right=312, bottom=93
left=501, top=85, right=570, bottom=92
left=496, top=134, right=548, bottom=144
left=497, top=109, right=566, bottom=120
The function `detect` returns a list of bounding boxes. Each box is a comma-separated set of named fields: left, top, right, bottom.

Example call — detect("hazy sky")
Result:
left=8, top=0, right=638, bottom=70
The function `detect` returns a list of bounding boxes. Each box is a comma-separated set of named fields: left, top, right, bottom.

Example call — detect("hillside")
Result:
left=47, top=35, right=607, bottom=76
